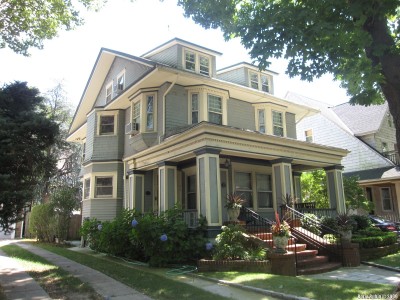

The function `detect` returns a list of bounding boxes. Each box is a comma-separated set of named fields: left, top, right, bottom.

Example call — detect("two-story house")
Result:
left=67, top=38, right=349, bottom=236
left=292, top=92, right=400, bottom=221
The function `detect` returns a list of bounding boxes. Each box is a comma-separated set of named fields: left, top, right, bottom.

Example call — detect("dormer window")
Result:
left=184, top=49, right=211, bottom=76
left=249, top=71, right=271, bottom=93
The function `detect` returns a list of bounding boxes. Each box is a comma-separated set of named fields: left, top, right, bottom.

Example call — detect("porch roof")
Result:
left=125, top=122, right=349, bottom=171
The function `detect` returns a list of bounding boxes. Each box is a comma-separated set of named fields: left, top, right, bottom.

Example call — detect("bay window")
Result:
left=208, top=94, right=222, bottom=125
left=95, top=176, right=113, bottom=198
left=272, top=111, right=284, bottom=137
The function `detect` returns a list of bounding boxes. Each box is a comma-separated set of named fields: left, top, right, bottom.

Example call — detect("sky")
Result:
left=0, top=0, right=350, bottom=109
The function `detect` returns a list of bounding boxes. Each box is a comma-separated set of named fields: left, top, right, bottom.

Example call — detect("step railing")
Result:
left=280, top=205, right=343, bottom=262
left=238, top=206, right=273, bottom=236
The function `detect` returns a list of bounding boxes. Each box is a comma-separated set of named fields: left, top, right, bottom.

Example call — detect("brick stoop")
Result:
left=253, top=231, right=342, bottom=275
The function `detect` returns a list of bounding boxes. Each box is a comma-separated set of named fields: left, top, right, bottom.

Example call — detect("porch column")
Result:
left=195, top=148, right=222, bottom=227
left=158, top=162, right=177, bottom=212
left=324, top=165, right=346, bottom=214
left=293, top=172, right=302, bottom=203
left=127, top=171, right=145, bottom=212
left=272, top=158, right=294, bottom=209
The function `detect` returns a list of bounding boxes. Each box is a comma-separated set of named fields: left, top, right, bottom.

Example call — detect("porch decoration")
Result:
left=336, top=213, right=354, bottom=243
left=271, top=212, right=290, bottom=254
left=225, top=193, right=245, bottom=222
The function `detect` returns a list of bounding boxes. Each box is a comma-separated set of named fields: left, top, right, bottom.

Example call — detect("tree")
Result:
left=300, top=170, right=329, bottom=208
left=0, top=0, right=104, bottom=55
left=0, top=81, right=59, bottom=230
left=177, top=1, right=400, bottom=148
left=343, top=176, right=374, bottom=212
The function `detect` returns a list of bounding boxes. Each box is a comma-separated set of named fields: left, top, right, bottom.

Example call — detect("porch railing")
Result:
left=183, top=210, right=198, bottom=228
left=290, top=203, right=338, bottom=219
left=382, top=150, right=400, bottom=165
left=280, top=205, right=343, bottom=262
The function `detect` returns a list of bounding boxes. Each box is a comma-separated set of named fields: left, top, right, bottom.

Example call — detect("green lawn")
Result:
left=370, top=251, right=400, bottom=268
left=1, top=244, right=102, bottom=299
left=200, top=271, right=396, bottom=300
left=33, top=243, right=229, bottom=300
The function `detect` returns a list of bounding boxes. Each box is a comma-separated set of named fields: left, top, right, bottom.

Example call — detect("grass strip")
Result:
left=370, top=251, right=400, bottom=268
left=1, top=244, right=102, bottom=299
left=200, top=271, right=396, bottom=300
left=34, top=243, right=229, bottom=300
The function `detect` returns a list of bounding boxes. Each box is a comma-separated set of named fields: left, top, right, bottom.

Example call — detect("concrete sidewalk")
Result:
left=0, top=248, right=51, bottom=300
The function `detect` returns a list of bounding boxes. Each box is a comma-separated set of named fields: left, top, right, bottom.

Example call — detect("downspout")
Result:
left=162, top=75, right=178, bottom=138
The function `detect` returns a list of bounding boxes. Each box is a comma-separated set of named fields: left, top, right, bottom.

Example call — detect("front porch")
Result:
left=124, top=122, right=349, bottom=235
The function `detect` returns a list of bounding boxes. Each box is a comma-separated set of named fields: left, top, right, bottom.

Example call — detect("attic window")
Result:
left=305, top=129, right=313, bottom=142
left=249, top=71, right=271, bottom=93
left=116, top=72, right=125, bottom=92
left=184, top=49, right=211, bottom=76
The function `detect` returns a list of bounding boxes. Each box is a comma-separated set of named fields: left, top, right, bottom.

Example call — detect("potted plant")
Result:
left=271, top=212, right=291, bottom=253
left=336, top=212, right=354, bottom=243
left=225, top=193, right=245, bottom=222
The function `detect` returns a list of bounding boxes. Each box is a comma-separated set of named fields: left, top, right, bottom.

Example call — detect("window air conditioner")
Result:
left=125, top=123, right=139, bottom=135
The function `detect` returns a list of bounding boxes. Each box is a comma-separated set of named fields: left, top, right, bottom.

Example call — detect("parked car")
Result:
left=368, top=215, right=400, bottom=235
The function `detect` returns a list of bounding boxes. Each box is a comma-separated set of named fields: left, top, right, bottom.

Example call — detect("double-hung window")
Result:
left=95, top=176, right=113, bottom=198
left=106, top=84, right=112, bottom=103
left=133, top=102, right=141, bottom=131
left=84, top=178, right=90, bottom=199
left=381, top=187, right=393, bottom=211
left=258, top=109, right=265, bottom=133
left=146, top=95, right=154, bottom=130
left=305, top=129, right=313, bottom=142
left=272, top=111, right=284, bottom=137
left=184, top=49, right=211, bottom=76
left=116, top=72, right=125, bottom=92
left=199, top=55, right=210, bottom=75
left=249, top=71, right=271, bottom=93
left=235, top=172, right=253, bottom=207
left=191, top=94, right=199, bottom=124
left=208, top=94, right=222, bottom=125
left=99, top=115, right=115, bottom=135
left=256, top=174, right=273, bottom=208
left=185, top=50, right=196, bottom=72
left=187, top=175, right=196, bottom=210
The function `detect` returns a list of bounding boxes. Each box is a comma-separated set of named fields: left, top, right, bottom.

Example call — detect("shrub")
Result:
left=80, top=207, right=209, bottom=267
left=323, top=234, right=338, bottom=243
left=300, top=213, right=321, bottom=235
left=29, top=203, right=57, bottom=242
left=350, top=215, right=371, bottom=232
left=352, top=231, right=397, bottom=248
left=320, top=216, right=338, bottom=235
left=213, top=224, right=266, bottom=261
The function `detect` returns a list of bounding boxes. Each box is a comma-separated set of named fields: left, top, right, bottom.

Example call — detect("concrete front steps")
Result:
left=253, top=232, right=342, bottom=275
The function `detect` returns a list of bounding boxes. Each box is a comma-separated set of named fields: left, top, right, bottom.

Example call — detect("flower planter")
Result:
left=273, top=236, right=289, bottom=253
left=227, top=208, right=241, bottom=222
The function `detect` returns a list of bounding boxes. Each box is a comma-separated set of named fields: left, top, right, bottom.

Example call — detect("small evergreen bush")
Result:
left=351, top=232, right=397, bottom=248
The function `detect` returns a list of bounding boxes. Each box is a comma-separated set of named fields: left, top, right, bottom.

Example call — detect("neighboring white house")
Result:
left=291, top=92, right=400, bottom=220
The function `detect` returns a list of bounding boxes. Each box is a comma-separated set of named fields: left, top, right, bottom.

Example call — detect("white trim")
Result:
left=92, top=171, right=118, bottom=199
left=97, top=111, right=118, bottom=136
left=105, top=81, right=113, bottom=103
left=183, top=47, right=212, bottom=77
left=380, top=187, right=394, bottom=211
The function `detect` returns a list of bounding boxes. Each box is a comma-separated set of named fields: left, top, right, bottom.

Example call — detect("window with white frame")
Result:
left=191, top=93, right=199, bottom=124
left=146, top=95, right=154, bottom=130
left=235, top=172, right=253, bottom=207
left=84, top=178, right=90, bottom=199
left=187, top=175, right=196, bottom=209
left=133, top=101, right=141, bottom=130
left=256, top=174, right=273, bottom=208
left=184, top=49, right=211, bottom=76
left=106, top=84, right=112, bottom=103
left=258, top=109, right=265, bottom=133
left=95, top=176, right=113, bottom=197
left=199, top=55, right=210, bottom=75
left=272, top=111, right=284, bottom=137
left=249, top=71, right=271, bottom=93
left=116, top=72, right=125, bottom=92
left=99, top=115, right=115, bottom=135
left=381, top=187, right=393, bottom=211
left=305, top=129, right=313, bottom=142
left=208, top=94, right=222, bottom=125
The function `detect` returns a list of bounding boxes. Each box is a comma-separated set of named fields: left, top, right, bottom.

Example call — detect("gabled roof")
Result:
left=331, top=102, right=388, bottom=136
left=68, top=48, right=156, bottom=139
left=141, top=37, right=222, bottom=58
